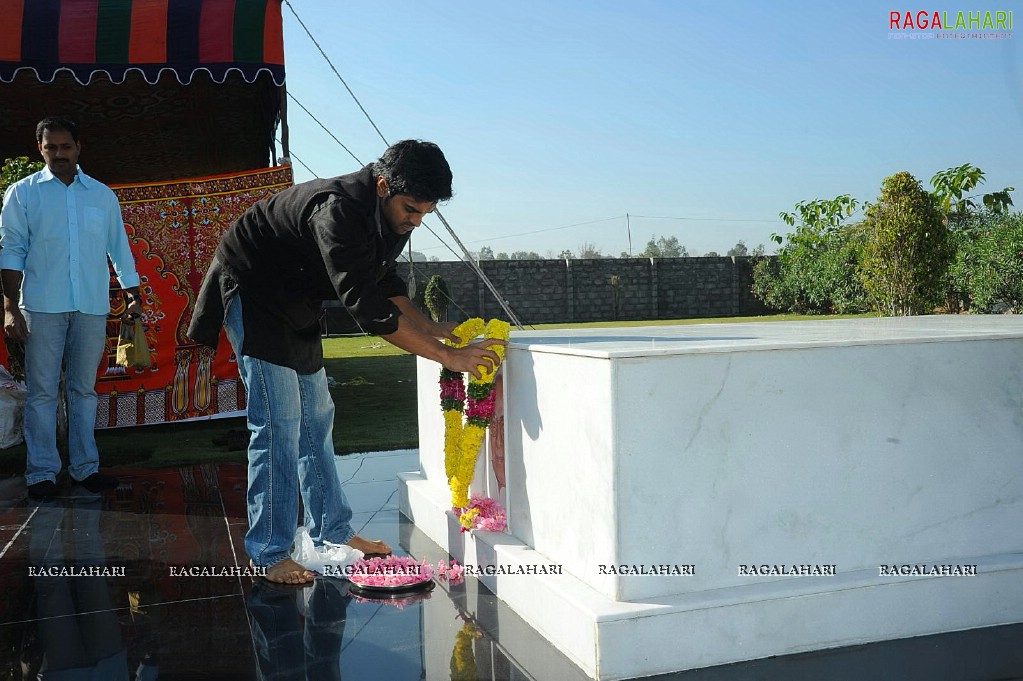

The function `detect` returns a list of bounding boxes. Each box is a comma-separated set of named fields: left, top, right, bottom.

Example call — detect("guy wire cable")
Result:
left=285, top=0, right=524, bottom=328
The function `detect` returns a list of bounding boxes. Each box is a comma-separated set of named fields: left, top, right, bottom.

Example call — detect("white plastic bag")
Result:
left=290, top=526, right=363, bottom=578
left=0, top=366, right=27, bottom=449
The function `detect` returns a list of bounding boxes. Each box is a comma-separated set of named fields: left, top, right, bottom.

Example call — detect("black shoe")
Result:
left=78, top=472, right=119, bottom=493
left=27, top=480, right=58, bottom=501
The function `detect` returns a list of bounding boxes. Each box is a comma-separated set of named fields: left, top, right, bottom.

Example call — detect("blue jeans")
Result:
left=23, top=311, right=107, bottom=486
left=224, top=298, right=355, bottom=568
left=248, top=579, right=349, bottom=681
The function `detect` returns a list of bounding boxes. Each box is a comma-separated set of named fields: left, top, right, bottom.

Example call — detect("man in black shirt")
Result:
left=189, top=140, right=504, bottom=584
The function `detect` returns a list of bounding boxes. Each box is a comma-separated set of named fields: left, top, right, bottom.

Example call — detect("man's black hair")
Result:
left=36, top=117, right=79, bottom=144
left=373, top=140, right=452, bottom=203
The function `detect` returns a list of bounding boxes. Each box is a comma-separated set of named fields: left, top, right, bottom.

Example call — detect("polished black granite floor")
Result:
left=0, top=451, right=1019, bottom=680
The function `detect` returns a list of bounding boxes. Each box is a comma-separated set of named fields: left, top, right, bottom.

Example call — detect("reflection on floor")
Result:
left=0, top=450, right=1018, bottom=680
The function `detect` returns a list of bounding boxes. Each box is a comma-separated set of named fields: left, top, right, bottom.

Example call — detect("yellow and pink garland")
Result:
left=440, top=318, right=510, bottom=529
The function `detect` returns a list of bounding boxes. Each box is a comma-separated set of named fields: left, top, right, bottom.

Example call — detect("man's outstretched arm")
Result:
left=381, top=302, right=505, bottom=380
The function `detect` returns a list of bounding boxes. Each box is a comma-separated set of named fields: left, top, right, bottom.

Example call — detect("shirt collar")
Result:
left=39, top=165, right=90, bottom=188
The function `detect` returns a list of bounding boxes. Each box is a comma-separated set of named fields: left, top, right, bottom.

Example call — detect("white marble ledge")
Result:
left=507, top=315, right=1023, bottom=359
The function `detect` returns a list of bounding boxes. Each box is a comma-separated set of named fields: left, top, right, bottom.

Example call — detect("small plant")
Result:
left=424, top=275, right=450, bottom=322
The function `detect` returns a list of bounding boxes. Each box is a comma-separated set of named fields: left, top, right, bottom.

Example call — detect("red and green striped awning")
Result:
left=0, top=0, right=285, bottom=85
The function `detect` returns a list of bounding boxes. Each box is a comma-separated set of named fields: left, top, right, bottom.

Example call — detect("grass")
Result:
left=0, top=313, right=867, bottom=472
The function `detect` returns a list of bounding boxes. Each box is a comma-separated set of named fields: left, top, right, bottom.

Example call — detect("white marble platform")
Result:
left=399, top=315, right=1023, bottom=679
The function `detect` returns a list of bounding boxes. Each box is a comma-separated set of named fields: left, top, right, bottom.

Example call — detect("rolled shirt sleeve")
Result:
left=0, top=183, right=30, bottom=271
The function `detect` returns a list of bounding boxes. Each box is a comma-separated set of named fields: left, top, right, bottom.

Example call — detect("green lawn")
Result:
left=0, top=313, right=870, bottom=472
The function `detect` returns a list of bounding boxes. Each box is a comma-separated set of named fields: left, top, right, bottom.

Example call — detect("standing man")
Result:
left=1, top=117, right=143, bottom=501
left=188, top=140, right=505, bottom=585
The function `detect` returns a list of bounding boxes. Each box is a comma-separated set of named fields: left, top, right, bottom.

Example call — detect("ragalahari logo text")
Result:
left=888, top=9, right=1013, bottom=39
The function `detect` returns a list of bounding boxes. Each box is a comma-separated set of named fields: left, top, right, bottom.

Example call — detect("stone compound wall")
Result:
left=397, top=256, right=773, bottom=326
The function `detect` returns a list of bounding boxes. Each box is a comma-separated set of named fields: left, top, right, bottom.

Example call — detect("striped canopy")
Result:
left=0, top=0, right=285, bottom=85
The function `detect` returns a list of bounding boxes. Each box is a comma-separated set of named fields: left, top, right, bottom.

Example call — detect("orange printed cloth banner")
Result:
left=94, top=165, right=294, bottom=428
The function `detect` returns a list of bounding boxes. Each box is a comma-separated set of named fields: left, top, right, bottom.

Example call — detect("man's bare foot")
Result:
left=259, top=558, right=315, bottom=585
left=347, top=535, right=392, bottom=558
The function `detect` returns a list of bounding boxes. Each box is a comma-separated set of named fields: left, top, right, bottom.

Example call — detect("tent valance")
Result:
left=0, top=0, right=285, bottom=86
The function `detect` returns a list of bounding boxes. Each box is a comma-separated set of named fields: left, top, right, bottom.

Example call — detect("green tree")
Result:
left=510, top=251, right=541, bottom=260
left=859, top=171, right=952, bottom=316
left=931, top=163, right=1014, bottom=228
left=930, top=164, right=1014, bottom=311
left=0, top=156, right=44, bottom=209
left=0, top=157, right=44, bottom=382
left=704, top=251, right=720, bottom=257
left=640, top=235, right=687, bottom=257
left=398, top=250, right=428, bottom=262
left=953, top=211, right=1023, bottom=313
left=476, top=246, right=495, bottom=261
left=726, top=240, right=748, bottom=257
left=558, top=249, right=574, bottom=260
left=423, top=275, right=450, bottom=322
left=752, top=227, right=867, bottom=314
left=752, top=194, right=868, bottom=314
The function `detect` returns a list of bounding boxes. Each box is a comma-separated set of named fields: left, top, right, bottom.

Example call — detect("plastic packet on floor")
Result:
left=290, top=526, right=363, bottom=578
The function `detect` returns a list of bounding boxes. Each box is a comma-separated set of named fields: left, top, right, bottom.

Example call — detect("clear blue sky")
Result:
left=280, top=0, right=1022, bottom=258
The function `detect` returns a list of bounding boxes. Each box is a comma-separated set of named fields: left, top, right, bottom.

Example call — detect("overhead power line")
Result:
left=282, top=0, right=527, bottom=328
left=414, top=213, right=780, bottom=252
left=275, top=137, right=319, bottom=178
left=628, top=214, right=779, bottom=223
left=283, top=0, right=389, bottom=147
left=286, top=93, right=364, bottom=167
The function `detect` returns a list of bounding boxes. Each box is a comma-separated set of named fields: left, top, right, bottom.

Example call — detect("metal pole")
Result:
left=433, top=209, right=524, bottom=329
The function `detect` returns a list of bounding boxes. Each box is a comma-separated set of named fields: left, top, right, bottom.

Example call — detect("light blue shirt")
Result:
left=0, top=166, right=140, bottom=316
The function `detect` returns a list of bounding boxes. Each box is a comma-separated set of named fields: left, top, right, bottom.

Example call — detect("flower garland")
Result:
left=440, top=318, right=510, bottom=529
left=437, top=558, right=465, bottom=584
left=346, top=555, right=433, bottom=587
left=450, top=618, right=483, bottom=681
left=459, top=494, right=507, bottom=533
left=347, top=557, right=465, bottom=608
left=351, top=591, right=432, bottom=610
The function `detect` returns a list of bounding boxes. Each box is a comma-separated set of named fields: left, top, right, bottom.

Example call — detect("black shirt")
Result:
left=187, top=166, right=410, bottom=373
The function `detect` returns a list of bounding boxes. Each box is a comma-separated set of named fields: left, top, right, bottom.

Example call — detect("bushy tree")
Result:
left=641, top=235, right=687, bottom=258
left=476, top=246, right=495, bottom=261
left=510, top=251, right=541, bottom=260
left=931, top=163, right=1013, bottom=228
left=398, top=250, right=428, bottom=262
left=752, top=195, right=869, bottom=314
left=726, top=241, right=748, bottom=257
left=1, top=156, right=43, bottom=209
left=859, top=172, right=952, bottom=316
left=752, top=226, right=868, bottom=314
left=953, top=211, right=1023, bottom=313
left=1, top=157, right=43, bottom=382
left=931, top=164, right=1014, bottom=311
